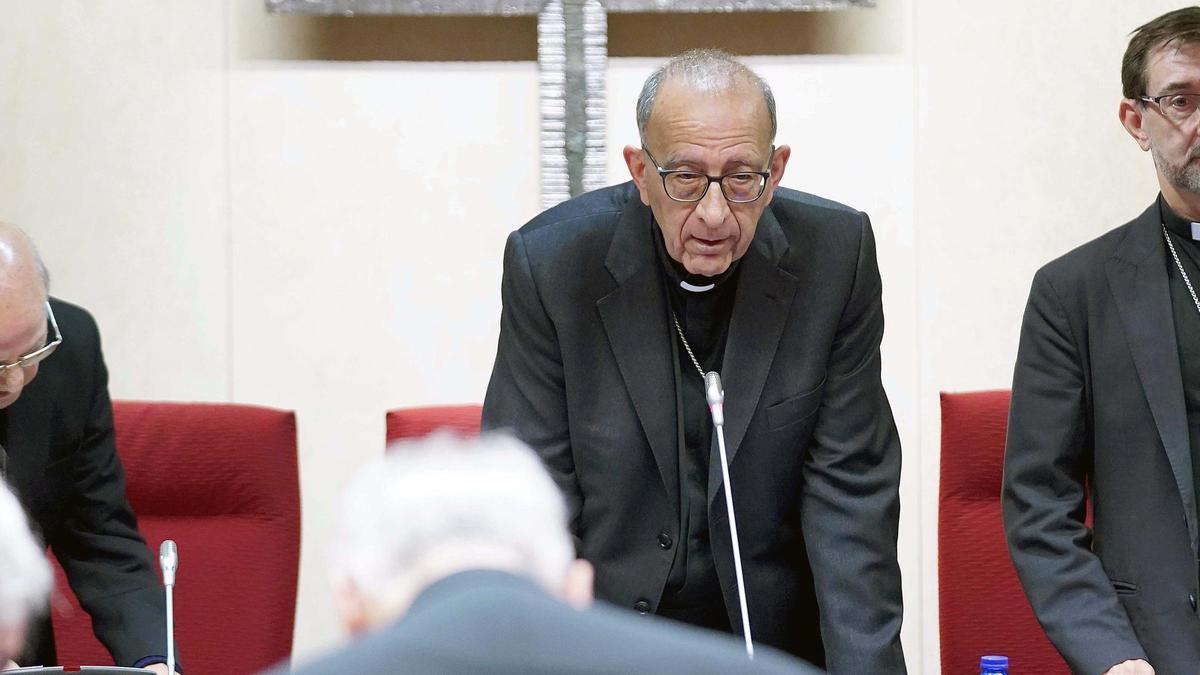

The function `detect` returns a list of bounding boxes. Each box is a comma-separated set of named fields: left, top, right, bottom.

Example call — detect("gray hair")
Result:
left=331, top=433, right=574, bottom=603
left=636, top=49, right=777, bottom=146
left=0, top=482, right=52, bottom=626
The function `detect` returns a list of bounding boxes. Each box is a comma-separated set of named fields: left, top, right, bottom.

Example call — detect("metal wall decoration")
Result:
left=267, top=0, right=873, bottom=207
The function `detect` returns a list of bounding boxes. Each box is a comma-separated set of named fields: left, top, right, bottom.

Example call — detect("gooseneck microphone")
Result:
left=704, top=372, right=754, bottom=658
left=159, top=540, right=178, bottom=675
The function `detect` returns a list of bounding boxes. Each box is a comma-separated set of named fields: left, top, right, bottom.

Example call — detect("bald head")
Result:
left=636, top=49, right=777, bottom=147
left=0, top=223, right=49, bottom=300
left=0, top=223, right=53, bottom=409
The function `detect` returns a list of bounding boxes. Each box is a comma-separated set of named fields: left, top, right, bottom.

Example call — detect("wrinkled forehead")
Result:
left=1145, top=40, right=1200, bottom=92
left=647, top=80, right=772, bottom=148
left=0, top=290, right=47, bottom=356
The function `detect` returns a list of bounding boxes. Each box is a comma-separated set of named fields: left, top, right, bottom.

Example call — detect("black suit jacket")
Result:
left=5, top=299, right=167, bottom=667
left=1004, top=201, right=1200, bottom=674
left=270, top=569, right=821, bottom=675
left=482, top=183, right=905, bottom=673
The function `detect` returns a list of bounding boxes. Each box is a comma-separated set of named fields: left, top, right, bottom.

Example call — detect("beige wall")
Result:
left=0, top=0, right=1186, bottom=671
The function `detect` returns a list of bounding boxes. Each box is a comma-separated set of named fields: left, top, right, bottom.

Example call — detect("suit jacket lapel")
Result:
left=2, top=387, right=51, bottom=531
left=709, top=208, right=797, bottom=504
left=1106, top=201, right=1197, bottom=552
left=597, top=199, right=678, bottom=505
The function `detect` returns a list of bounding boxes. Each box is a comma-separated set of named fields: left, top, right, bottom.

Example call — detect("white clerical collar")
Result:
left=679, top=280, right=716, bottom=293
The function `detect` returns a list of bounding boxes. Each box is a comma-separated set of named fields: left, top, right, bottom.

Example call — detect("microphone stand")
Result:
left=159, top=540, right=178, bottom=675
left=705, top=372, right=754, bottom=658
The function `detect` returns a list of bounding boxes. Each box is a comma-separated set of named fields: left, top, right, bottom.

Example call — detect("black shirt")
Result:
left=1161, top=196, right=1200, bottom=539
left=652, top=224, right=737, bottom=633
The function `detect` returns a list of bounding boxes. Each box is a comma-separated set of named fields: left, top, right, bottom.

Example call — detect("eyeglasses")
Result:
left=0, top=302, right=62, bottom=378
left=643, top=148, right=772, bottom=203
left=1139, top=93, right=1200, bottom=123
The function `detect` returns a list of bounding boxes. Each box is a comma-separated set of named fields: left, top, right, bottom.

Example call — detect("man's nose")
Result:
left=0, top=366, right=25, bottom=393
left=695, top=181, right=730, bottom=224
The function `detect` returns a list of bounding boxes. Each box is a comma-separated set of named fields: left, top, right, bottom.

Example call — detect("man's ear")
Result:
left=1119, top=99, right=1153, bottom=151
left=559, top=558, right=594, bottom=610
left=623, top=145, right=653, bottom=206
left=769, top=144, right=791, bottom=189
left=332, top=577, right=372, bottom=636
left=760, top=144, right=792, bottom=204
left=0, top=619, right=27, bottom=666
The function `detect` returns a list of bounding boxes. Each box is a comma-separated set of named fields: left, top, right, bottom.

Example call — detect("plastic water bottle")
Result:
left=980, top=655, right=1009, bottom=674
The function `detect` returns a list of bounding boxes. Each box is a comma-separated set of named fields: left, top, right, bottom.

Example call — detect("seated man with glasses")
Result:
left=483, top=49, right=905, bottom=672
left=0, top=222, right=177, bottom=674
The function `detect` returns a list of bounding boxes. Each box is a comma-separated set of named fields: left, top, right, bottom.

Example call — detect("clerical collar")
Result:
left=651, top=220, right=741, bottom=294
left=1160, top=193, right=1200, bottom=243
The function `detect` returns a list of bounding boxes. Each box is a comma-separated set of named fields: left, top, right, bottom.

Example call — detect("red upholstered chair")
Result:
left=384, top=404, right=482, bottom=444
left=939, top=390, right=1068, bottom=673
left=49, top=401, right=300, bottom=675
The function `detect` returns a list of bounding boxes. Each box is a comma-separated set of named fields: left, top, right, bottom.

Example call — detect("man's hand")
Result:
left=144, top=664, right=180, bottom=675
left=1104, top=660, right=1154, bottom=675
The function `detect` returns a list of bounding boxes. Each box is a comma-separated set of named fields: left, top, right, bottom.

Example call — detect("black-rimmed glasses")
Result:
left=0, top=302, right=62, bottom=378
left=1139, top=93, right=1200, bottom=123
left=644, top=148, right=772, bottom=203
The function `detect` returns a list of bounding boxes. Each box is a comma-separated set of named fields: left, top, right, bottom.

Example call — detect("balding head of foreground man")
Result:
left=268, top=433, right=819, bottom=675
left=329, top=433, right=594, bottom=633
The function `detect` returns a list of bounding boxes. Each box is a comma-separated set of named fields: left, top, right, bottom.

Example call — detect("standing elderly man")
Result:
left=483, top=49, right=905, bottom=672
left=269, top=434, right=818, bottom=674
left=1005, top=7, right=1200, bottom=675
left=0, top=223, right=175, bottom=673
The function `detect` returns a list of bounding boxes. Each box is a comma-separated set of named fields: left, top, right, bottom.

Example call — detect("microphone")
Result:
left=159, top=540, right=177, bottom=675
left=159, top=539, right=177, bottom=586
left=704, top=372, right=754, bottom=658
left=704, top=372, right=724, bottom=426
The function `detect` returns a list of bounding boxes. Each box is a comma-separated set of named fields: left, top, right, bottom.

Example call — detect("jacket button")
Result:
left=1190, top=594, right=1197, bottom=611
left=634, top=600, right=651, bottom=614
left=658, top=532, right=673, bottom=549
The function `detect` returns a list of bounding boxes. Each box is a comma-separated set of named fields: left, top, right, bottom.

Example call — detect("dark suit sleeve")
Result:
left=482, top=231, right=583, bottom=543
left=1003, top=269, right=1146, bottom=673
left=798, top=214, right=905, bottom=673
left=46, top=311, right=170, bottom=667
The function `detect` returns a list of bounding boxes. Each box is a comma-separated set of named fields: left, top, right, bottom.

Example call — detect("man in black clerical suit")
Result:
left=1004, top=8, right=1200, bottom=675
left=268, top=433, right=818, bottom=675
left=482, top=50, right=905, bottom=673
left=0, top=223, right=175, bottom=672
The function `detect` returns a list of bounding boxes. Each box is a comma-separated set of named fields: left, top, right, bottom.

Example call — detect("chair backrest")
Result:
left=939, top=390, right=1068, bottom=674
left=384, top=404, right=482, bottom=445
left=50, top=401, right=300, bottom=675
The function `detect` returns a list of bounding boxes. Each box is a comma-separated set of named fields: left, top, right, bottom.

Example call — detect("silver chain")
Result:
left=671, top=312, right=707, bottom=381
left=1163, top=225, right=1200, bottom=318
